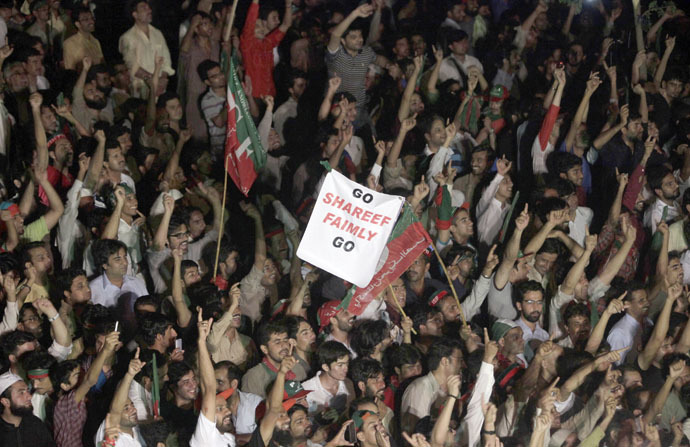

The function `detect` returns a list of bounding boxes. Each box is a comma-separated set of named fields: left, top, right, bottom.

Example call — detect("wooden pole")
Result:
left=432, top=248, right=467, bottom=326
left=212, top=154, right=230, bottom=280
left=388, top=284, right=416, bottom=335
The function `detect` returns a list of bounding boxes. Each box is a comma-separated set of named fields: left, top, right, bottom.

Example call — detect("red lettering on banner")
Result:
left=323, top=193, right=334, bottom=205
left=352, top=207, right=363, bottom=219
left=323, top=213, right=335, bottom=224
left=367, top=230, right=377, bottom=241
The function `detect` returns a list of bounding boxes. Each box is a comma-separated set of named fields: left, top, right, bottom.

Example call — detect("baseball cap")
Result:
left=491, top=319, right=519, bottom=341
left=318, top=300, right=343, bottom=331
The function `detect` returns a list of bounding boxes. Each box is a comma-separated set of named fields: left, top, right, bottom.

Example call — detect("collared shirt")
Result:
left=568, top=207, right=594, bottom=246
left=401, top=372, right=446, bottom=421
left=201, top=88, right=226, bottom=155
left=273, top=96, right=297, bottom=144
left=63, top=32, right=104, bottom=70
left=118, top=24, right=174, bottom=77
left=302, top=371, right=355, bottom=415
left=325, top=46, right=376, bottom=111
left=324, top=334, right=357, bottom=359
left=128, top=380, right=152, bottom=422
left=439, top=54, right=483, bottom=85
left=643, top=197, right=680, bottom=234
left=233, top=390, right=263, bottom=435
left=118, top=218, right=142, bottom=271
left=606, top=313, right=643, bottom=365
left=476, top=174, right=508, bottom=245
left=89, top=273, right=148, bottom=309
left=514, top=317, right=549, bottom=343
left=53, top=390, right=87, bottom=447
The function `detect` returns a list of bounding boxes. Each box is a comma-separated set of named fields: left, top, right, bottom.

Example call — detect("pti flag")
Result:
left=346, top=204, right=433, bottom=315
left=222, top=52, right=266, bottom=196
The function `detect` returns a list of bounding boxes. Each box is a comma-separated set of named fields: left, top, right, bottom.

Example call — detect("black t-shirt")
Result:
left=161, top=398, right=197, bottom=446
left=0, top=414, right=55, bottom=447
left=247, top=426, right=269, bottom=447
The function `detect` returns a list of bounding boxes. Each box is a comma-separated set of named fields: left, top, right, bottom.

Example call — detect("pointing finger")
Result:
left=135, top=347, right=140, bottom=359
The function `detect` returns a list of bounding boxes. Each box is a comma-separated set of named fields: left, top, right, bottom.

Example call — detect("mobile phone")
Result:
left=57, top=92, right=65, bottom=107
left=114, top=321, right=119, bottom=332
left=345, top=423, right=357, bottom=443
left=175, top=339, right=183, bottom=350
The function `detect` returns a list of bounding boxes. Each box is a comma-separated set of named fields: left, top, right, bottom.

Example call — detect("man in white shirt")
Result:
left=438, top=29, right=483, bottom=85
left=400, top=338, right=463, bottom=434
left=302, top=340, right=355, bottom=416
left=513, top=281, right=549, bottom=349
left=607, top=281, right=650, bottom=365
left=273, top=70, right=306, bottom=144
left=643, top=165, right=681, bottom=233
left=90, top=239, right=148, bottom=310
left=476, top=157, right=512, bottom=246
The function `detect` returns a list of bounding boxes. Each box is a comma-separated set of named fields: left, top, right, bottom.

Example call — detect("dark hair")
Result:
left=446, top=28, right=468, bottom=45
left=317, top=340, right=351, bottom=369
left=257, top=320, right=289, bottom=348
left=663, top=66, right=685, bottom=83
left=197, top=59, right=220, bottom=82
left=427, top=337, right=462, bottom=371
left=167, top=211, right=188, bottom=237
left=646, top=165, right=672, bottom=193
left=0, top=330, right=36, bottom=360
left=284, top=316, right=311, bottom=340
left=349, top=358, right=383, bottom=396
left=20, top=241, right=47, bottom=267
left=167, top=361, right=193, bottom=390
left=512, top=280, right=544, bottom=306
left=552, top=177, right=576, bottom=199
left=81, top=304, right=116, bottom=349
left=139, top=313, right=173, bottom=347
left=342, top=18, right=366, bottom=40
left=201, top=239, right=238, bottom=277
left=134, top=348, right=168, bottom=383
left=421, top=114, right=444, bottom=136
left=624, top=280, right=646, bottom=300
left=214, top=360, right=243, bottom=385
left=21, top=351, right=56, bottom=376
left=625, top=386, right=650, bottom=412
left=538, top=237, right=561, bottom=256
left=548, top=151, right=581, bottom=177
left=139, top=421, right=171, bottom=447
left=348, top=396, right=377, bottom=417
left=351, top=320, right=390, bottom=358
left=55, top=268, right=87, bottom=302
left=387, top=344, right=422, bottom=371
left=156, top=91, right=179, bottom=110
left=287, top=69, right=307, bottom=90
left=49, top=360, right=81, bottom=394
left=408, top=304, right=440, bottom=333
left=127, top=0, right=149, bottom=19
left=563, top=302, right=589, bottom=325
left=536, top=197, right=568, bottom=223
left=91, top=239, right=127, bottom=274
left=663, top=353, right=689, bottom=376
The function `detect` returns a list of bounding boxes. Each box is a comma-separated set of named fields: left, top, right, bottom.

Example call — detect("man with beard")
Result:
left=404, top=252, right=448, bottom=308
left=644, top=165, right=681, bottom=233
left=0, top=372, right=54, bottom=447
left=161, top=360, right=199, bottom=444
left=513, top=281, right=549, bottom=352
left=139, top=313, right=180, bottom=359
left=213, top=361, right=262, bottom=437
left=63, top=6, right=104, bottom=70
left=318, top=301, right=356, bottom=358
left=349, top=358, right=393, bottom=431
left=400, top=337, right=463, bottom=434
left=596, top=106, right=644, bottom=192
left=94, top=348, right=145, bottom=447
left=452, top=146, right=492, bottom=211
left=193, top=310, right=288, bottom=447
left=285, top=316, right=316, bottom=380
left=72, top=57, right=113, bottom=131
left=242, top=319, right=304, bottom=398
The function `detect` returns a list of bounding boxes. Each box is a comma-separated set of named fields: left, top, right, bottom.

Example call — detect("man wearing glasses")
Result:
left=512, top=280, right=549, bottom=352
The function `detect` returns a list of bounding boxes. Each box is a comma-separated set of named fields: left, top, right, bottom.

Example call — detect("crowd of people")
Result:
left=0, top=0, right=689, bottom=446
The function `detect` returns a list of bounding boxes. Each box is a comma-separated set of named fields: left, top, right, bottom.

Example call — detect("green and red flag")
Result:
left=152, top=352, right=160, bottom=417
left=345, top=204, right=433, bottom=315
left=221, top=51, right=266, bottom=196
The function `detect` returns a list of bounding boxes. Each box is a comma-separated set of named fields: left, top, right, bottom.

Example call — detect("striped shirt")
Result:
left=325, top=45, right=376, bottom=110
left=201, top=88, right=226, bottom=155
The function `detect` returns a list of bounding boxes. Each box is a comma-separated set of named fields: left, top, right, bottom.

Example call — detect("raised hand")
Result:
left=197, top=306, right=213, bottom=340
left=665, top=35, right=676, bottom=53
left=114, top=185, right=126, bottom=206
left=32, top=298, right=57, bottom=318
left=104, top=331, right=121, bottom=352
left=279, top=342, right=297, bottom=375
left=483, top=244, right=499, bottom=276
left=95, top=129, right=106, bottom=144
left=163, top=193, right=175, bottom=214
left=29, top=92, right=43, bottom=110
left=670, top=358, right=686, bottom=379
left=128, top=348, right=146, bottom=376
left=483, top=327, right=499, bottom=363
left=615, top=167, right=628, bottom=189
left=554, top=67, right=566, bottom=85
left=586, top=72, right=602, bottom=94
left=515, top=204, right=529, bottom=231
left=354, top=3, right=374, bottom=18
left=401, top=433, right=430, bottom=447
left=82, top=56, right=92, bottom=71
left=328, top=76, right=342, bottom=93
left=263, top=95, right=274, bottom=111
left=401, top=114, right=417, bottom=132
left=413, top=176, right=429, bottom=202
left=496, top=156, right=512, bottom=176
left=619, top=104, right=629, bottom=124
left=432, top=45, right=443, bottom=63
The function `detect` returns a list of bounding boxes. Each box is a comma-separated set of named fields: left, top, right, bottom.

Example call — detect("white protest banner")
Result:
left=297, top=170, right=404, bottom=287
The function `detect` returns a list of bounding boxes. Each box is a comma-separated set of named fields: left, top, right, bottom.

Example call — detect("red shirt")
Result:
left=240, top=3, right=285, bottom=98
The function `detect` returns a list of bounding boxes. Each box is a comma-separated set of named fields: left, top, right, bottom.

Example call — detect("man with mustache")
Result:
left=513, top=280, right=549, bottom=351
left=643, top=165, right=681, bottom=233
left=71, top=57, right=114, bottom=132
left=0, top=371, right=55, bottom=447
left=349, top=358, right=393, bottom=431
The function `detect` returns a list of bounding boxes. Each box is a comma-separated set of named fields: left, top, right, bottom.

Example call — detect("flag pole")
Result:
left=223, top=0, right=240, bottom=43
left=212, top=154, right=231, bottom=280
left=432, top=249, right=467, bottom=327
left=388, top=284, right=416, bottom=335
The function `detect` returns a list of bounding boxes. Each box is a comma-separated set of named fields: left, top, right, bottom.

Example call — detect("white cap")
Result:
left=0, top=371, right=23, bottom=396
